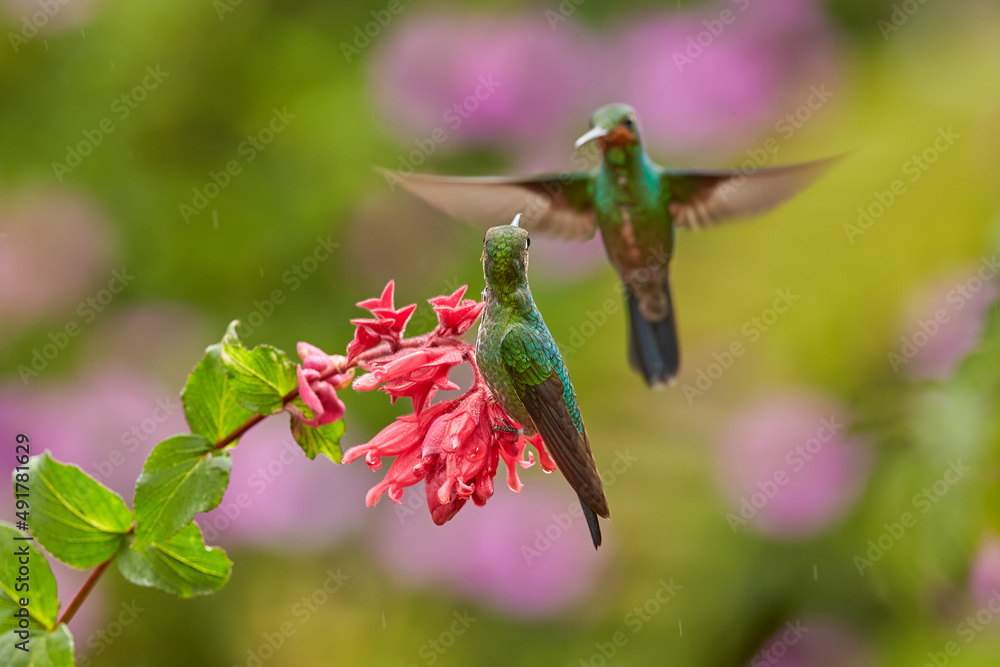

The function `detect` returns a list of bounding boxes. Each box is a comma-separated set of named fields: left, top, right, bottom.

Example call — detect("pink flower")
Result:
left=353, top=346, right=464, bottom=413
left=893, top=265, right=998, bottom=381
left=970, top=534, right=1000, bottom=608
left=609, top=0, right=838, bottom=161
left=345, top=384, right=544, bottom=526
left=348, top=283, right=488, bottom=413
left=370, top=2, right=838, bottom=163
left=346, top=324, right=383, bottom=364
left=371, top=14, right=597, bottom=149
left=347, top=280, right=418, bottom=361
left=2, top=0, right=103, bottom=35
left=429, top=285, right=487, bottom=336
left=747, top=620, right=873, bottom=667
left=290, top=342, right=352, bottom=427
left=0, top=367, right=189, bottom=504
left=339, top=281, right=549, bottom=525
left=715, top=392, right=870, bottom=538
left=0, top=190, right=113, bottom=331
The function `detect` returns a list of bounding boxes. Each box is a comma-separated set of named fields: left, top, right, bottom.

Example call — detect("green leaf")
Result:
left=0, top=522, right=59, bottom=633
left=182, top=343, right=255, bottom=444
left=289, top=405, right=345, bottom=463
left=22, top=453, right=133, bottom=569
left=0, top=624, right=74, bottom=666
left=219, top=320, right=296, bottom=415
left=133, top=434, right=231, bottom=550
left=117, top=523, right=231, bottom=598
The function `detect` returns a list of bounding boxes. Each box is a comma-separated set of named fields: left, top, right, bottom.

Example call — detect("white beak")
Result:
left=575, top=126, right=609, bottom=149
left=511, top=213, right=522, bottom=227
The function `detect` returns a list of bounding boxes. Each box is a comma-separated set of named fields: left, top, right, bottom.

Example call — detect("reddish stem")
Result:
left=211, top=333, right=465, bottom=452
left=58, top=557, right=114, bottom=626
left=211, top=350, right=363, bottom=451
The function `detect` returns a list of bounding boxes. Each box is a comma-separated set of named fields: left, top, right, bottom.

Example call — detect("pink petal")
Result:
left=357, top=280, right=395, bottom=312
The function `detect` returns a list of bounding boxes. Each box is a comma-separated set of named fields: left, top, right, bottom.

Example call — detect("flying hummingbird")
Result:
left=476, top=214, right=609, bottom=549
left=383, top=103, right=837, bottom=387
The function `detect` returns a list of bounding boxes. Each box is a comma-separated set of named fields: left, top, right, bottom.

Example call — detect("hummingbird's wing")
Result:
left=377, top=169, right=598, bottom=240
left=500, top=326, right=609, bottom=519
left=660, top=157, right=839, bottom=230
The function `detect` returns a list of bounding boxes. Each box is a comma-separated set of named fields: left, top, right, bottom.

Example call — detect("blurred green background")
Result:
left=3, top=0, right=1000, bottom=665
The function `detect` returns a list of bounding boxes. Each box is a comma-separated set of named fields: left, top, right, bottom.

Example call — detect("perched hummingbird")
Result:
left=476, top=214, right=609, bottom=549
left=384, top=103, right=837, bottom=387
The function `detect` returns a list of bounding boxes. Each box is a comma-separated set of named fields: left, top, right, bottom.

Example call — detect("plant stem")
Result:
left=211, top=366, right=339, bottom=451
left=57, top=332, right=473, bottom=626
left=213, top=413, right=266, bottom=450
left=210, top=335, right=453, bottom=451
left=58, top=557, right=114, bottom=626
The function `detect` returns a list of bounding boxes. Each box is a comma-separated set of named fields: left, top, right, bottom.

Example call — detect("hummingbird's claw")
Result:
left=491, top=419, right=523, bottom=435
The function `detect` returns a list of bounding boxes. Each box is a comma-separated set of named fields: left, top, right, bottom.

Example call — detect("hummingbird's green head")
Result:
left=575, top=103, right=641, bottom=151
left=482, top=214, right=530, bottom=293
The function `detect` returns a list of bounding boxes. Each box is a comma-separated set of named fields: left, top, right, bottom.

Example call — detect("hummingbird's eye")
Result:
left=622, top=115, right=635, bottom=130
left=526, top=237, right=531, bottom=249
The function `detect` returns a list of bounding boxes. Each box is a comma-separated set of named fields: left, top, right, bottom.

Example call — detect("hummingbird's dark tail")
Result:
left=581, top=499, right=602, bottom=549
left=626, top=277, right=680, bottom=388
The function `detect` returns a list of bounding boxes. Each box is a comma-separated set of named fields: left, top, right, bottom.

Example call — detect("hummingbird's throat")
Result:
left=599, top=126, right=638, bottom=149
left=602, top=141, right=647, bottom=174
left=484, top=263, right=527, bottom=294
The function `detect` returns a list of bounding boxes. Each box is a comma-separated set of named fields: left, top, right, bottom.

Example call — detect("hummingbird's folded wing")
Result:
left=501, top=327, right=609, bottom=519
left=377, top=168, right=598, bottom=240
left=660, top=156, right=840, bottom=230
